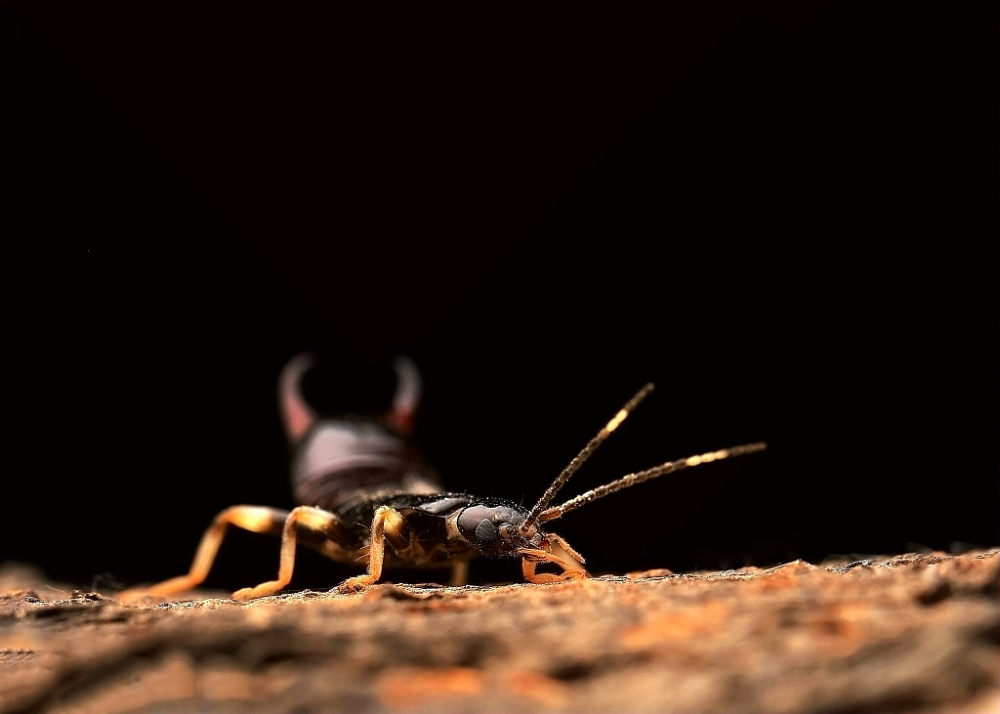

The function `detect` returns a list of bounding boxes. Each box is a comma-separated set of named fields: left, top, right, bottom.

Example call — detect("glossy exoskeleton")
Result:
left=124, top=355, right=766, bottom=601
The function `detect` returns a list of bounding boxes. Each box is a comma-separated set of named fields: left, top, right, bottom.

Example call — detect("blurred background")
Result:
left=3, top=2, right=996, bottom=593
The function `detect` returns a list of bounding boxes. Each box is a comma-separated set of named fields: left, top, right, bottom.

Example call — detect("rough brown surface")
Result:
left=0, top=551, right=997, bottom=713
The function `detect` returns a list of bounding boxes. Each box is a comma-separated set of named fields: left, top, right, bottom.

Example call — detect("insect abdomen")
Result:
left=279, top=353, right=442, bottom=513
left=290, top=420, right=442, bottom=512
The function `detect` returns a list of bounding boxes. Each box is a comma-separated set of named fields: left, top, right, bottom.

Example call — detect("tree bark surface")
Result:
left=0, top=550, right=997, bottom=713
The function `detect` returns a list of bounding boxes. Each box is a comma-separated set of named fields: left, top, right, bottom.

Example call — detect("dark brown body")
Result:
left=122, top=356, right=762, bottom=602
left=282, top=356, right=498, bottom=571
left=289, top=413, right=536, bottom=570
left=291, top=419, right=442, bottom=514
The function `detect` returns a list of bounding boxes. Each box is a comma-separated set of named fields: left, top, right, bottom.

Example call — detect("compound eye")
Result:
left=457, top=505, right=495, bottom=540
left=474, top=519, right=497, bottom=544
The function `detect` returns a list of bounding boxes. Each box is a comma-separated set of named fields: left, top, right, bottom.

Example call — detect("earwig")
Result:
left=123, top=355, right=766, bottom=601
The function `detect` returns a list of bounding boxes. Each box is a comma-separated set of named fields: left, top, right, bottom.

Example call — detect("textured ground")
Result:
left=0, top=550, right=997, bottom=713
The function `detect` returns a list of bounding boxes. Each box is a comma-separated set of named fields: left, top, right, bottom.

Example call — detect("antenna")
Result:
left=537, top=442, right=768, bottom=523
left=520, top=383, right=655, bottom=532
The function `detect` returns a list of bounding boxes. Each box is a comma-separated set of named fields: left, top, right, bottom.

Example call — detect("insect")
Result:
left=123, top=354, right=766, bottom=601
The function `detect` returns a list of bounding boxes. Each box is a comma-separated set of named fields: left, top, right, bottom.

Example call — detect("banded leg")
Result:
left=520, top=532, right=590, bottom=584
left=120, top=505, right=289, bottom=602
left=337, top=506, right=405, bottom=592
left=232, top=506, right=345, bottom=601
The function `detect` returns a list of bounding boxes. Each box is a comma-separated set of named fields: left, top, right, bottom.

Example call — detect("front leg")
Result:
left=337, top=506, right=405, bottom=592
left=520, top=532, right=590, bottom=584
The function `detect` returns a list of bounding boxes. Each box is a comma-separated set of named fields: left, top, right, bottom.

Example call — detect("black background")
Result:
left=3, top=2, right=996, bottom=593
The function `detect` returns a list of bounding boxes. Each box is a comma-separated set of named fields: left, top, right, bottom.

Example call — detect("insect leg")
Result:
left=448, top=560, right=470, bottom=587
left=337, top=506, right=405, bottom=592
left=519, top=533, right=589, bottom=584
left=231, top=506, right=343, bottom=601
left=548, top=532, right=587, bottom=569
left=119, top=505, right=289, bottom=601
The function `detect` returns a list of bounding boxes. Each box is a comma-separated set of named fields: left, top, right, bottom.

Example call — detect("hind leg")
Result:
left=120, top=505, right=289, bottom=602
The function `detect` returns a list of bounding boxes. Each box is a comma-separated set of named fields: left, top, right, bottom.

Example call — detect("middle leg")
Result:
left=337, top=505, right=405, bottom=592
left=448, top=560, right=470, bottom=587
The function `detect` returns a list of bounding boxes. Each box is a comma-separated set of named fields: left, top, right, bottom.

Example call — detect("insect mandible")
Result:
left=123, top=355, right=766, bottom=601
